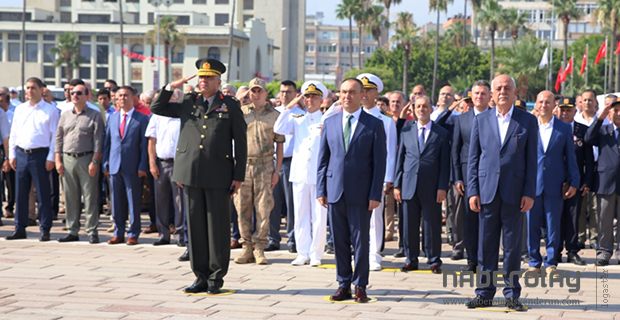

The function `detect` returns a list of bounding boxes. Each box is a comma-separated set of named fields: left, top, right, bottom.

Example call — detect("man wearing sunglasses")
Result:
left=55, top=84, right=105, bottom=244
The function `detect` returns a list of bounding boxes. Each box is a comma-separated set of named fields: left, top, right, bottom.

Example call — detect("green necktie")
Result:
left=344, top=114, right=353, bottom=152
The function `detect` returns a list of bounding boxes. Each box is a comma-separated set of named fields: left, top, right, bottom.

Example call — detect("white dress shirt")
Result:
left=9, top=100, right=60, bottom=161
left=417, top=120, right=432, bottom=144
left=275, top=108, right=323, bottom=185
left=496, top=106, right=514, bottom=145
left=342, top=108, right=362, bottom=145
left=145, top=114, right=180, bottom=160
left=275, top=105, right=304, bottom=158
left=538, top=117, right=554, bottom=153
left=364, top=106, right=397, bottom=183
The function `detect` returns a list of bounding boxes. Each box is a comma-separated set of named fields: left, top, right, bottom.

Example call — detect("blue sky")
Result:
left=2, top=0, right=467, bottom=26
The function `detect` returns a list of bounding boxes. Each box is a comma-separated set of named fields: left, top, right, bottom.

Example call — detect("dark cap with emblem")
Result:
left=195, top=58, right=226, bottom=77
left=462, top=90, right=472, bottom=102
left=559, top=97, right=575, bottom=108
left=515, top=99, right=527, bottom=111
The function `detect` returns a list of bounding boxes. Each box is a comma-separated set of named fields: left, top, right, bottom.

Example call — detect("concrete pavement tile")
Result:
left=0, top=315, right=62, bottom=320
left=98, top=304, right=216, bottom=315
left=195, top=311, right=273, bottom=319
left=299, top=309, right=360, bottom=317
left=11, top=308, right=127, bottom=319
left=207, top=304, right=303, bottom=315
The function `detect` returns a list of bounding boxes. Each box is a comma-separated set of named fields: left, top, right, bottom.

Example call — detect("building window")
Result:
left=8, top=43, right=20, bottom=62
left=60, top=12, right=71, bottom=23
left=43, top=34, right=55, bottom=41
left=44, top=44, right=55, bottom=63
left=96, top=45, right=109, bottom=64
left=236, top=48, right=240, bottom=66
left=214, top=13, right=229, bottom=26
left=8, top=33, right=20, bottom=40
left=129, top=44, right=143, bottom=62
left=0, top=11, right=31, bottom=22
left=175, top=15, right=190, bottom=25
left=80, top=44, right=92, bottom=63
left=60, top=0, right=71, bottom=6
left=208, top=47, right=221, bottom=60
left=243, top=0, right=253, bottom=10
left=193, top=0, right=207, bottom=3
left=171, top=45, right=184, bottom=63
left=25, top=43, right=38, bottom=62
left=25, top=34, right=37, bottom=41
left=173, top=0, right=184, bottom=3
left=96, top=67, right=108, bottom=79
left=44, top=66, right=55, bottom=78
left=78, top=14, right=111, bottom=23
left=215, top=0, right=229, bottom=3
left=243, top=14, right=253, bottom=22
left=79, top=67, right=90, bottom=80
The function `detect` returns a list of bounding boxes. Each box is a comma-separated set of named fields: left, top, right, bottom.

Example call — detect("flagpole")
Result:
left=585, top=44, right=589, bottom=88
left=604, top=36, right=608, bottom=93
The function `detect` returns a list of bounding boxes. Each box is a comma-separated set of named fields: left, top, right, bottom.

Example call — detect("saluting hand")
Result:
left=170, top=74, right=196, bottom=90
left=287, top=94, right=303, bottom=110
left=399, top=102, right=414, bottom=120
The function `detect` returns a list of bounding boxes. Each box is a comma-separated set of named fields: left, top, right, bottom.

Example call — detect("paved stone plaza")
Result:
left=0, top=213, right=618, bottom=319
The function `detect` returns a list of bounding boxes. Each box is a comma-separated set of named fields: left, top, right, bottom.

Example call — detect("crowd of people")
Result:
left=1, top=56, right=619, bottom=310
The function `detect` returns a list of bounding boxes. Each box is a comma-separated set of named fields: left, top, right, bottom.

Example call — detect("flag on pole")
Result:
left=555, top=65, right=564, bottom=92
left=615, top=40, right=620, bottom=54
left=595, top=40, right=607, bottom=64
left=580, top=48, right=587, bottom=75
left=539, top=47, right=549, bottom=69
left=563, top=57, right=574, bottom=78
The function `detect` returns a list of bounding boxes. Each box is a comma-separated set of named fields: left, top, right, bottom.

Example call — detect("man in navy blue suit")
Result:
left=317, top=78, right=386, bottom=303
left=393, top=95, right=450, bottom=274
left=451, top=80, right=492, bottom=272
left=103, top=86, right=149, bottom=245
left=525, top=91, right=579, bottom=276
left=585, top=100, right=620, bottom=266
left=466, top=75, right=538, bottom=311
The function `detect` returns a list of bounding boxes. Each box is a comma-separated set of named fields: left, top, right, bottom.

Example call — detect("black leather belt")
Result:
left=157, top=158, right=174, bottom=163
left=17, top=147, right=48, bottom=154
left=64, top=151, right=93, bottom=158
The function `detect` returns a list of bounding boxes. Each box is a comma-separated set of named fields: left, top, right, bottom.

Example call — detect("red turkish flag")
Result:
left=555, top=65, right=564, bottom=92
left=595, top=41, right=607, bottom=64
left=579, top=51, right=587, bottom=75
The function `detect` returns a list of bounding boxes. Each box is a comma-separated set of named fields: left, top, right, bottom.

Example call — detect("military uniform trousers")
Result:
left=154, top=159, right=184, bottom=242
left=62, top=153, right=100, bottom=236
left=578, top=191, right=598, bottom=245
left=184, top=186, right=230, bottom=289
left=369, top=192, right=385, bottom=267
left=292, top=182, right=327, bottom=262
left=234, top=157, right=275, bottom=250
left=597, top=193, right=620, bottom=259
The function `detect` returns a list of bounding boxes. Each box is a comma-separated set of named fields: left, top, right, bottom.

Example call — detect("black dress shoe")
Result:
left=39, top=231, right=50, bottom=242
left=505, top=297, right=527, bottom=311
left=451, top=251, right=464, bottom=260
left=0, top=218, right=3, bottom=226
left=88, top=234, right=100, bottom=244
left=461, top=263, right=477, bottom=273
left=325, top=244, right=334, bottom=254
left=153, top=238, right=170, bottom=246
left=466, top=295, right=492, bottom=309
left=430, top=264, right=442, bottom=274
left=288, top=243, right=297, bottom=253
left=6, top=230, right=27, bottom=240
left=264, top=243, right=280, bottom=252
left=393, top=248, right=405, bottom=258
left=330, top=287, right=352, bottom=301
left=595, top=259, right=609, bottom=266
left=567, top=253, right=586, bottom=266
left=207, top=287, right=222, bottom=294
left=354, top=286, right=369, bottom=303
left=184, top=281, right=209, bottom=294
left=177, top=241, right=187, bottom=247
left=400, top=263, right=418, bottom=272
left=58, top=234, right=79, bottom=242
left=178, top=249, right=190, bottom=262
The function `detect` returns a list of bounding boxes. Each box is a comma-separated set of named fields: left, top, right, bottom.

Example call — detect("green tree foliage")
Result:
left=51, top=32, right=81, bottom=81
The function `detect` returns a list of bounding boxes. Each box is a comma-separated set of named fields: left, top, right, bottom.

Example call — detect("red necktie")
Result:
left=120, top=113, right=127, bottom=139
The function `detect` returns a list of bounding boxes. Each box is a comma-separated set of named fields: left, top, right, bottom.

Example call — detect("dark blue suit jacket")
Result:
left=452, top=110, right=476, bottom=185
left=394, top=121, right=450, bottom=200
left=535, top=118, right=580, bottom=197
left=585, top=119, right=620, bottom=195
left=571, top=122, right=595, bottom=189
left=317, top=110, right=386, bottom=205
left=467, top=107, right=538, bottom=205
left=103, top=110, right=149, bottom=175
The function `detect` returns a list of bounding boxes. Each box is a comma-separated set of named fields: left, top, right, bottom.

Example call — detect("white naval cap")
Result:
left=301, top=81, right=328, bottom=97
left=356, top=73, right=383, bottom=93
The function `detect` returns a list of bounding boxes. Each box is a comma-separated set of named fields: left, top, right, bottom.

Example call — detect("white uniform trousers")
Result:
left=369, top=196, right=385, bottom=267
left=292, top=182, right=327, bottom=261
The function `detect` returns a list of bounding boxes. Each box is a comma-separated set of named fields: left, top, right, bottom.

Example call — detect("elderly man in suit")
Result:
left=466, top=75, right=538, bottom=312
left=525, top=91, right=579, bottom=276
left=585, top=100, right=620, bottom=266
left=394, top=95, right=450, bottom=274
left=317, top=78, right=386, bottom=303
left=103, top=86, right=149, bottom=245
left=555, top=97, right=594, bottom=266
left=451, top=80, right=492, bottom=272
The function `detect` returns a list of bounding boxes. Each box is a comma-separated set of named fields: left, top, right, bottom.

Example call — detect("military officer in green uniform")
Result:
left=150, top=58, right=247, bottom=294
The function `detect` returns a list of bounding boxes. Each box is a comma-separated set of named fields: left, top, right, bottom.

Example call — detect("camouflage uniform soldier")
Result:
left=234, top=78, right=284, bottom=265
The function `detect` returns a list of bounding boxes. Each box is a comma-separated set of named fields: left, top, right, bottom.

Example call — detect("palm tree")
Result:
left=470, top=0, right=483, bottom=45
left=336, top=0, right=358, bottom=70
left=429, top=0, right=453, bottom=103
left=382, top=0, right=403, bottom=47
left=594, top=0, right=620, bottom=91
left=477, top=0, right=505, bottom=80
left=353, top=0, right=373, bottom=69
left=503, top=8, right=528, bottom=43
left=497, top=34, right=546, bottom=99
left=444, top=20, right=470, bottom=47
left=391, top=12, right=417, bottom=92
left=555, top=1, right=582, bottom=76
left=51, top=32, right=81, bottom=81
left=366, top=5, right=389, bottom=48
left=145, top=16, right=185, bottom=84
